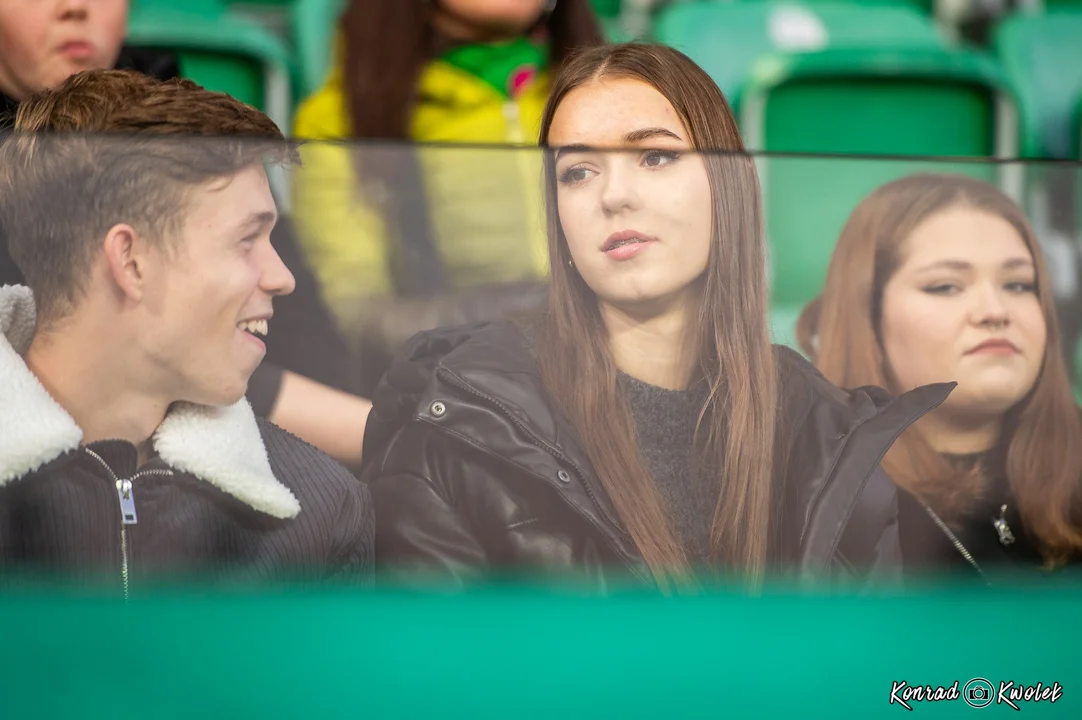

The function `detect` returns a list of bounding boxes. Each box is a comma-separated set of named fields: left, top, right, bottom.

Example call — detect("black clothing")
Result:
left=361, top=321, right=954, bottom=590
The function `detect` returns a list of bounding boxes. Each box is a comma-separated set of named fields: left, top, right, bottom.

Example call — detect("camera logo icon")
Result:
left=963, top=678, right=995, bottom=709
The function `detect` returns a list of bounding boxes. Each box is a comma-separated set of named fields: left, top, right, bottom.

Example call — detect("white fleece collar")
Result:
left=0, top=285, right=300, bottom=519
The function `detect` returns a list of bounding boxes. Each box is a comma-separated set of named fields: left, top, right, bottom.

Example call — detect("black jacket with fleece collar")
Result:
left=0, top=286, right=374, bottom=592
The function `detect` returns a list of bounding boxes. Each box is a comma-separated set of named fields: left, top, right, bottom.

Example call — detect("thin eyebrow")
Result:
left=552, top=127, right=685, bottom=160
left=913, top=258, right=1034, bottom=273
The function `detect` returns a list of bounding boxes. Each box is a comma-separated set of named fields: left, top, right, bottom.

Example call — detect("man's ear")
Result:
left=101, top=223, right=149, bottom=302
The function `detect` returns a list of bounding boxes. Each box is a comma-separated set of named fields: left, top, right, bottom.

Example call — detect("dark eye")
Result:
left=642, top=150, right=679, bottom=168
left=1006, top=281, right=1037, bottom=294
left=923, top=284, right=960, bottom=296
left=558, top=166, right=594, bottom=185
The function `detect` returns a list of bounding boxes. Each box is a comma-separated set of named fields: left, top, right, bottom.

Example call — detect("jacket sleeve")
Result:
left=832, top=465, right=904, bottom=592
left=368, top=470, right=490, bottom=587
left=291, top=84, right=394, bottom=330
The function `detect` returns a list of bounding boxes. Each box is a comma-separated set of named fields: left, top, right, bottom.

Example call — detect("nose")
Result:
left=259, top=243, right=296, bottom=298
left=599, top=155, right=641, bottom=216
left=970, top=282, right=1010, bottom=329
left=58, top=0, right=90, bottom=18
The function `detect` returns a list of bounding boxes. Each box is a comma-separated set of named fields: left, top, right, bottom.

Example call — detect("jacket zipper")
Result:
left=920, top=503, right=990, bottom=585
left=438, top=371, right=648, bottom=582
left=83, top=449, right=174, bottom=600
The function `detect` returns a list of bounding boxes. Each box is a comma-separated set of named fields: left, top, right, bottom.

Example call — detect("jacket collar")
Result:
left=0, top=285, right=300, bottom=519
left=365, top=320, right=641, bottom=564
left=367, top=321, right=956, bottom=576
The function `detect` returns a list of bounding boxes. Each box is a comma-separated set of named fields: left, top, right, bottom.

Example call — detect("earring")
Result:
left=544, top=0, right=557, bottom=12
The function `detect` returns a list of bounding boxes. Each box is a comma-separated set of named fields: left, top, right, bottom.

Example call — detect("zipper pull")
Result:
left=993, top=504, right=1015, bottom=546
left=116, top=479, right=137, bottom=525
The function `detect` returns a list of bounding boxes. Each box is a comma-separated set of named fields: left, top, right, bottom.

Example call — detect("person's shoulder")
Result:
left=255, top=416, right=369, bottom=513
left=773, top=344, right=857, bottom=411
left=293, top=67, right=349, bottom=140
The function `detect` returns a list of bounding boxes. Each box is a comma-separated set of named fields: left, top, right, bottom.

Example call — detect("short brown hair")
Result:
left=0, top=69, right=297, bottom=326
left=797, top=173, right=1082, bottom=566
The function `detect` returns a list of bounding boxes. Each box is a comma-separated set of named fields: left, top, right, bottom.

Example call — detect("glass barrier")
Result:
left=281, top=141, right=1082, bottom=401
left=0, top=136, right=1080, bottom=717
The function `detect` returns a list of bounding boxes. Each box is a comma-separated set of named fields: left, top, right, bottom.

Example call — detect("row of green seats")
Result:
left=652, top=2, right=1081, bottom=343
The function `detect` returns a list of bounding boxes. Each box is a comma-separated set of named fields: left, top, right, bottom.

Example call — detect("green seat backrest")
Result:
left=591, top=0, right=623, bottom=18
left=651, top=1, right=945, bottom=100
left=223, top=0, right=346, bottom=100
left=126, top=4, right=294, bottom=129
left=993, top=10, right=1082, bottom=159
left=743, top=49, right=1016, bottom=321
left=1076, top=94, right=1082, bottom=158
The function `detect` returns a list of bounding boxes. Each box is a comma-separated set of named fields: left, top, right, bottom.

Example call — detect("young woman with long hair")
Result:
left=361, top=44, right=953, bottom=592
left=798, top=174, right=1082, bottom=580
left=291, top=0, right=603, bottom=331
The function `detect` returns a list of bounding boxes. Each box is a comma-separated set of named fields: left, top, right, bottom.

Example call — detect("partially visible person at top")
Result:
left=0, top=0, right=374, bottom=468
left=797, top=174, right=1082, bottom=584
left=0, top=69, right=373, bottom=590
left=291, top=0, right=603, bottom=333
left=360, top=43, right=955, bottom=593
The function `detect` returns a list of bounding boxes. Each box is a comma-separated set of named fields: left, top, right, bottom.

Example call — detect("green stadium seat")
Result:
left=1076, top=93, right=1082, bottom=158
left=654, top=3, right=1019, bottom=345
left=127, top=1, right=294, bottom=130
left=742, top=48, right=1018, bottom=327
left=652, top=1, right=946, bottom=100
left=224, top=0, right=346, bottom=100
left=591, top=0, right=623, bottom=18
left=993, top=10, right=1082, bottom=159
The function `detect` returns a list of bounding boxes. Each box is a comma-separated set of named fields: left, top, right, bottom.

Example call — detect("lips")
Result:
left=967, top=339, right=1018, bottom=355
left=58, top=41, right=96, bottom=60
left=602, top=230, right=657, bottom=252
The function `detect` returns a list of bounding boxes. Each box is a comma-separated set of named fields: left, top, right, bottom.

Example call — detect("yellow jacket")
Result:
left=292, top=58, right=550, bottom=330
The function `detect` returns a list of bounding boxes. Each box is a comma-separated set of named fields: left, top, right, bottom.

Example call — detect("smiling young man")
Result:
left=0, top=0, right=375, bottom=471
left=0, top=69, right=373, bottom=590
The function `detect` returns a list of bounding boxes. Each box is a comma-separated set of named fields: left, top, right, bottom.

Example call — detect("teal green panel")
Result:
left=1, top=586, right=1080, bottom=719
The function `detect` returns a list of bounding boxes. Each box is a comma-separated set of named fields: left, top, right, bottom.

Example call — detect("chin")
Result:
left=953, top=386, right=1031, bottom=417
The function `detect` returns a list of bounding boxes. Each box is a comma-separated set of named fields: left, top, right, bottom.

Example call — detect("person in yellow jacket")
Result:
left=292, top=0, right=603, bottom=332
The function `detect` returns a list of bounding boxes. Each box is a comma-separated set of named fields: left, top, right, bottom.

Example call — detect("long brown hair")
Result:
left=341, top=0, right=604, bottom=140
left=537, top=44, right=779, bottom=589
left=337, top=0, right=603, bottom=295
left=797, top=173, right=1082, bottom=566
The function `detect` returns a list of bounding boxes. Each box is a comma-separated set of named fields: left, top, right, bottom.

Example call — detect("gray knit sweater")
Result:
left=618, top=373, right=717, bottom=565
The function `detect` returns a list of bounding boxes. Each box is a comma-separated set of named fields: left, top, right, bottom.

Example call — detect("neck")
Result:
left=916, top=408, right=1002, bottom=456
left=431, top=11, right=523, bottom=44
left=601, top=301, right=696, bottom=390
left=0, top=67, right=27, bottom=104
left=24, top=319, right=171, bottom=459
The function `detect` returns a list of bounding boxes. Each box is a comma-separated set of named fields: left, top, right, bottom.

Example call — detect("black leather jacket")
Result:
left=361, top=321, right=954, bottom=590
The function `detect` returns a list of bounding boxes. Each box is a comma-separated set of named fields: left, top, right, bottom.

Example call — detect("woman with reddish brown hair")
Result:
left=798, top=173, right=1082, bottom=581
left=361, top=44, right=953, bottom=593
